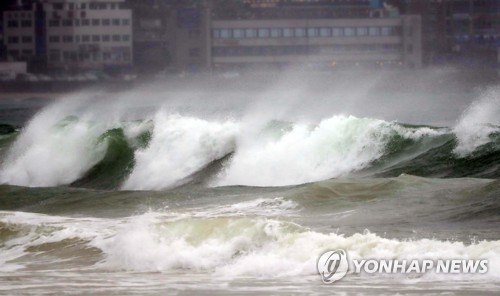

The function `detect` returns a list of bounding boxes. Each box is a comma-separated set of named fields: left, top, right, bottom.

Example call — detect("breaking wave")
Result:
left=0, top=87, right=499, bottom=190
left=1, top=211, right=499, bottom=280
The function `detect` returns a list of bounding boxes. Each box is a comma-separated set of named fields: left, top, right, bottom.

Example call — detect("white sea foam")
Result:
left=93, top=213, right=500, bottom=280
left=122, top=112, right=239, bottom=190
left=214, top=115, right=443, bottom=187
left=0, top=100, right=111, bottom=187
left=1, top=211, right=499, bottom=281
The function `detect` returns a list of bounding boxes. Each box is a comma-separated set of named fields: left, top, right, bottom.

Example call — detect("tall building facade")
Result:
left=211, top=15, right=421, bottom=70
left=404, top=0, right=499, bottom=69
left=43, top=0, right=132, bottom=72
left=2, top=6, right=37, bottom=62
left=131, top=0, right=211, bottom=74
left=2, top=0, right=133, bottom=72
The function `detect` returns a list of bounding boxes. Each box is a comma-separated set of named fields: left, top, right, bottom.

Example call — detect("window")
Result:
left=332, top=28, right=343, bottom=37
left=82, top=19, right=90, bottom=26
left=112, top=19, right=120, bottom=26
left=79, top=52, right=90, bottom=60
left=270, top=28, right=282, bottom=38
left=81, top=3, right=87, bottom=9
left=220, top=29, right=231, bottom=39
left=50, top=50, right=60, bottom=62
left=8, top=50, right=19, bottom=57
left=381, top=27, right=392, bottom=36
left=92, top=35, right=100, bottom=42
left=319, top=27, right=331, bottom=37
left=122, top=35, right=130, bottom=42
left=122, top=19, right=130, bottom=26
left=22, top=36, right=32, bottom=43
left=63, top=51, right=77, bottom=62
left=7, top=36, right=19, bottom=44
left=75, top=35, right=80, bottom=43
left=213, top=30, right=220, bottom=39
left=62, top=19, right=72, bottom=26
left=62, top=35, right=73, bottom=43
left=356, top=27, right=368, bottom=36
left=7, top=20, right=19, bottom=28
left=103, top=52, right=111, bottom=61
left=49, top=20, right=60, bottom=27
left=245, top=29, right=257, bottom=38
left=258, top=28, right=270, bottom=38
left=369, top=27, right=380, bottom=36
left=49, top=35, right=60, bottom=43
left=103, top=35, right=110, bottom=42
left=112, top=35, right=120, bottom=42
left=82, top=35, right=90, bottom=42
left=92, top=19, right=100, bottom=26
left=307, top=28, right=318, bottom=37
left=74, top=19, right=80, bottom=26
left=21, top=20, right=32, bottom=27
left=233, top=29, right=245, bottom=38
left=283, top=28, right=294, bottom=37
left=102, top=19, right=110, bottom=26
left=294, top=28, right=306, bottom=37
left=344, top=27, right=355, bottom=37
left=21, top=49, right=33, bottom=56
left=53, top=3, right=63, bottom=10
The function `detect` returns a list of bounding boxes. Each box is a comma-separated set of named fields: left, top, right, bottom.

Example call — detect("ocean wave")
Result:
left=0, top=88, right=499, bottom=189
left=1, top=211, right=499, bottom=280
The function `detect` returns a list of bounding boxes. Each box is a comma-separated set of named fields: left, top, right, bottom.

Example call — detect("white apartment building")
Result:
left=2, top=0, right=133, bottom=71
left=2, top=8, right=37, bottom=61
left=43, top=0, right=132, bottom=70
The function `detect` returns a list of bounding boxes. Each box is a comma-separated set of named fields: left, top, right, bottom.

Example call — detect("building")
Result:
left=42, top=0, right=133, bottom=72
left=131, top=0, right=211, bottom=74
left=2, top=0, right=423, bottom=74
left=445, top=0, right=499, bottom=68
left=401, top=0, right=448, bottom=65
left=211, top=15, right=422, bottom=71
left=214, top=0, right=384, bottom=20
left=403, top=0, right=499, bottom=69
left=2, top=5, right=37, bottom=63
left=2, top=0, right=133, bottom=72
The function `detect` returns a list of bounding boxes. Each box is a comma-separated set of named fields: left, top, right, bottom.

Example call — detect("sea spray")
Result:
left=453, top=87, right=500, bottom=157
